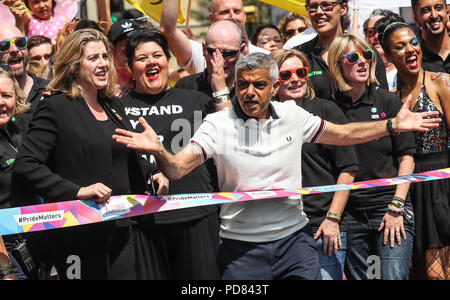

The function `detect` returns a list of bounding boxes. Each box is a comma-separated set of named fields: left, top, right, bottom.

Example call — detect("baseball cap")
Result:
left=107, top=19, right=139, bottom=45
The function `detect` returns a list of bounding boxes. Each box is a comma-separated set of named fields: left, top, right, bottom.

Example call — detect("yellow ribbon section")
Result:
left=126, top=0, right=186, bottom=24
left=257, top=0, right=309, bottom=18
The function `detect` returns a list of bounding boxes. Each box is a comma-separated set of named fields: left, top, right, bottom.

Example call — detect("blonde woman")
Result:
left=271, top=49, right=358, bottom=280
left=11, top=29, right=165, bottom=280
left=0, top=66, right=29, bottom=280
left=328, top=34, right=416, bottom=280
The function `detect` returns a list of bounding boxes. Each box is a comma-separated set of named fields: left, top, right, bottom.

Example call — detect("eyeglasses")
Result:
left=342, top=49, right=375, bottom=64
left=0, top=37, right=28, bottom=53
left=305, top=1, right=342, bottom=13
left=279, top=67, right=309, bottom=81
left=206, top=47, right=240, bottom=58
left=364, top=28, right=377, bottom=38
left=0, top=64, right=10, bottom=71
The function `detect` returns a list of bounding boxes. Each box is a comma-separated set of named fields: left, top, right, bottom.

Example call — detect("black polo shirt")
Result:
left=175, top=69, right=236, bottom=100
left=0, top=122, right=22, bottom=209
left=333, top=85, right=416, bottom=213
left=421, top=42, right=450, bottom=73
left=299, top=97, right=359, bottom=233
left=294, top=36, right=389, bottom=100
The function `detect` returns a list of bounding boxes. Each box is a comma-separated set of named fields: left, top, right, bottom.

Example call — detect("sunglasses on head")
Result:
left=206, top=47, right=239, bottom=58
left=279, top=67, right=309, bottom=81
left=0, top=37, right=28, bottom=53
left=342, top=49, right=375, bottom=64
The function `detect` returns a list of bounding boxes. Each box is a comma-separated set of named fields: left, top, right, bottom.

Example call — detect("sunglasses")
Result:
left=306, top=1, right=342, bottom=13
left=0, top=37, right=28, bottom=53
left=206, top=47, right=239, bottom=58
left=342, top=49, right=375, bottom=64
left=279, top=67, right=309, bottom=81
left=0, top=64, right=10, bottom=71
left=364, top=28, right=377, bottom=38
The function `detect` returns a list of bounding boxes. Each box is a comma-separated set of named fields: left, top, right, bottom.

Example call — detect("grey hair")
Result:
left=206, top=19, right=243, bottom=47
left=235, top=53, right=279, bottom=84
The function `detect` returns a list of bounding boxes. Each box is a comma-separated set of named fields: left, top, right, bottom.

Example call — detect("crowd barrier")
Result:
left=1, top=168, right=449, bottom=236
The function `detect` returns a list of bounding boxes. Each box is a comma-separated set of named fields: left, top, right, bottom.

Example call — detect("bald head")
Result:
left=206, top=19, right=243, bottom=47
left=0, top=23, right=29, bottom=79
left=210, top=0, right=246, bottom=25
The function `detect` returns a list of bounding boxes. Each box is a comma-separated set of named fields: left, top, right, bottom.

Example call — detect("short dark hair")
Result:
left=251, top=24, right=281, bottom=45
left=375, top=11, right=406, bottom=50
left=75, top=19, right=103, bottom=32
left=411, top=0, right=447, bottom=13
left=125, top=29, right=171, bottom=69
left=380, top=22, right=415, bottom=54
left=27, top=35, right=52, bottom=51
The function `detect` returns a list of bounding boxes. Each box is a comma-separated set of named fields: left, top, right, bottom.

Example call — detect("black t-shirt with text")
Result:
left=120, top=88, right=218, bottom=223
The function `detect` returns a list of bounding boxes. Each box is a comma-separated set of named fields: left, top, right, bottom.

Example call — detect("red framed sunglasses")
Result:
left=278, top=67, right=309, bottom=81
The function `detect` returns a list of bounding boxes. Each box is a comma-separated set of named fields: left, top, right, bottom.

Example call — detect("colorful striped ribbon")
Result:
left=0, top=168, right=449, bottom=236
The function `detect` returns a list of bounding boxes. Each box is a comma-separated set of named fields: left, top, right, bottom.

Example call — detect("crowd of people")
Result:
left=0, top=0, right=449, bottom=280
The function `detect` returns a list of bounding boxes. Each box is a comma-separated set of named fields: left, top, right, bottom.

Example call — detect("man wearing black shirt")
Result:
left=412, top=0, right=450, bottom=73
left=0, top=23, right=49, bottom=135
left=175, top=20, right=245, bottom=103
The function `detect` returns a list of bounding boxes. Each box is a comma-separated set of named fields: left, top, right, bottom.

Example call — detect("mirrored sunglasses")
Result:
left=0, top=37, right=28, bottom=53
left=342, top=49, right=375, bottom=64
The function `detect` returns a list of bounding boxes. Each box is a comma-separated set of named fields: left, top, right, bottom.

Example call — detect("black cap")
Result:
left=107, top=19, right=139, bottom=45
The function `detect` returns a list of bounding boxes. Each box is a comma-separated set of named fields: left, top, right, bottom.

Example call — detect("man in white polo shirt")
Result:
left=113, top=53, right=440, bottom=280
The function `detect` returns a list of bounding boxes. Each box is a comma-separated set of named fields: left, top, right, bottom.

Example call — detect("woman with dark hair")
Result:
left=381, top=22, right=450, bottom=280
left=120, top=29, right=222, bottom=280
left=295, top=0, right=388, bottom=100
left=251, top=24, right=283, bottom=52
left=11, top=28, right=166, bottom=280
left=328, top=33, right=417, bottom=280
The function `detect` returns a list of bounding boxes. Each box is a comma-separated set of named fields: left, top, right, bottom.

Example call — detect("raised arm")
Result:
left=96, top=0, right=113, bottom=34
left=113, top=117, right=203, bottom=180
left=160, top=0, right=194, bottom=71
left=4, top=0, right=31, bottom=35
left=318, top=96, right=441, bottom=146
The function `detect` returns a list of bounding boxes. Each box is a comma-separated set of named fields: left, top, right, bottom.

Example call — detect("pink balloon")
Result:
left=0, top=3, right=16, bottom=25
left=53, top=0, right=80, bottom=21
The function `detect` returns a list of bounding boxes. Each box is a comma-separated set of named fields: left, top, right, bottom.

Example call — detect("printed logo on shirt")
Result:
left=124, top=105, right=184, bottom=117
left=6, top=158, right=15, bottom=165
left=308, top=70, right=323, bottom=77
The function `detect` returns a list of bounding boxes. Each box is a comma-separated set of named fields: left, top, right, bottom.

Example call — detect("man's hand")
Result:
left=113, top=117, right=162, bottom=153
left=394, top=95, right=441, bottom=132
left=210, top=49, right=227, bottom=93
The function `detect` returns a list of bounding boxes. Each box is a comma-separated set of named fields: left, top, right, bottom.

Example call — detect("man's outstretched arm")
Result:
left=113, top=118, right=202, bottom=180
left=318, top=96, right=441, bottom=146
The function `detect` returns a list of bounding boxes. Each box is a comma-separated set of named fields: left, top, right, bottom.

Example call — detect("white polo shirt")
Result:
left=190, top=100, right=326, bottom=242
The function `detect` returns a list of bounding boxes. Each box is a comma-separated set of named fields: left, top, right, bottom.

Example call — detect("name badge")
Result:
left=371, top=114, right=380, bottom=119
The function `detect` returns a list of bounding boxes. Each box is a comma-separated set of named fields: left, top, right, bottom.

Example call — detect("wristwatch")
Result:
left=214, top=94, right=230, bottom=104
left=213, top=87, right=230, bottom=104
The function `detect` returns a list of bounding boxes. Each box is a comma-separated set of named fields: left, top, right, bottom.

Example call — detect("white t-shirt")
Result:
left=183, top=39, right=270, bottom=74
left=190, top=100, right=326, bottom=242
left=283, top=27, right=318, bottom=50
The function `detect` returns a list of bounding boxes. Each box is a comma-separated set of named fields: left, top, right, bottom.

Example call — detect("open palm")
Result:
left=113, top=117, right=161, bottom=153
